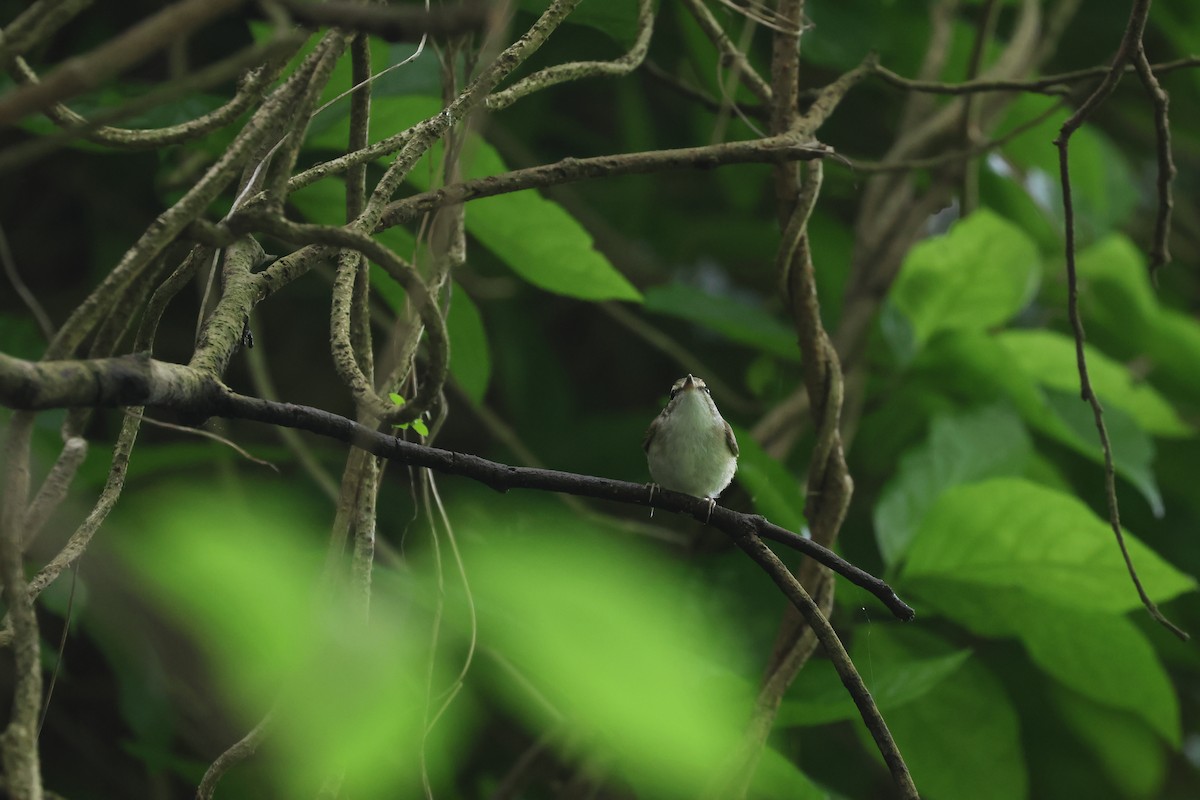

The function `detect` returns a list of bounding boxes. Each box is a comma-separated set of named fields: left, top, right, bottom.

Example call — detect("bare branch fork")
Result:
left=0, top=351, right=915, bottom=622
left=1052, top=0, right=1188, bottom=641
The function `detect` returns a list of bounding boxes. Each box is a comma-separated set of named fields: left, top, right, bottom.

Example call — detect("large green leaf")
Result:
left=403, top=102, right=640, bottom=301
left=996, top=329, right=1191, bottom=437
left=643, top=282, right=799, bottom=361
left=901, top=580, right=1180, bottom=746
left=916, top=332, right=1171, bottom=514
left=463, top=503, right=757, bottom=797
left=996, top=94, right=1138, bottom=241
left=891, top=210, right=1040, bottom=345
left=1076, top=233, right=1200, bottom=406
left=1052, top=688, right=1169, bottom=798
left=901, top=478, right=1196, bottom=613
left=119, top=486, right=459, bottom=796
left=852, top=627, right=1026, bottom=800
left=874, top=404, right=1032, bottom=565
left=778, top=646, right=971, bottom=727
left=750, top=748, right=831, bottom=800
left=300, top=92, right=640, bottom=301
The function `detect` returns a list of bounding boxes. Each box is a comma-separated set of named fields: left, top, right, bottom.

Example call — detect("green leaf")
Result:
left=389, top=392, right=406, bottom=406
left=1052, top=688, right=1169, bottom=798
left=289, top=178, right=419, bottom=308
left=464, top=504, right=756, bottom=797
left=732, top=425, right=806, bottom=534
left=996, top=329, right=1191, bottom=437
left=997, top=94, right=1138, bottom=240
left=1020, top=608, right=1179, bottom=745
left=411, top=419, right=429, bottom=437
left=1076, top=235, right=1159, bottom=350
left=874, top=404, right=1032, bottom=565
left=750, top=747, right=832, bottom=800
left=451, top=147, right=642, bottom=302
left=119, top=486, right=459, bottom=796
left=1042, top=387, right=1164, bottom=517
left=643, top=282, right=799, bottom=361
left=447, top=285, right=490, bottom=404
left=1152, top=309, right=1200, bottom=405
left=915, top=332, right=1169, bottom=515
left=891, top=210, right=1040, bottom=345
left=901, top=581, right=1180, bottom=747
left=1077, top=236, right=1200, bottom=405
left=777, top=645, right=971, bottom=727
left=901, top=478, right=1196, bottom=613
left=852, top=627, right=1026, bottom=800
left=299, top=92, right=639, bottom=302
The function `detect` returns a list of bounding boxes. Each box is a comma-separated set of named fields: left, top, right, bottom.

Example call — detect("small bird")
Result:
left=644, top=374, right=739, bottom=517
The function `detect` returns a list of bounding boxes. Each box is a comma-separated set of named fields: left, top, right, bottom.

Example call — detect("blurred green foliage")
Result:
left=3, top=1, right=1200, bottom=798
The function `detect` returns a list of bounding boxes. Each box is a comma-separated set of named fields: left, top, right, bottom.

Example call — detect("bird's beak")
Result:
left=682, top=374, right=696, bottom=390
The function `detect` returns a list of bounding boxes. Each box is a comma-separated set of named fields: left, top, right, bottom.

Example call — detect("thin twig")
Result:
left=0, top=223, right=54, bottom=340
left=486, top=0, right=653, bottom=110
left=128, top=410, right=279, bottom=472
left=1052, top=0, right=1188, bottom=641
left=378, top=134, right=830, bottom=227
left=1131, top=42, right=1174, bottom=277
left=873, top=54, right=1200, bottom=97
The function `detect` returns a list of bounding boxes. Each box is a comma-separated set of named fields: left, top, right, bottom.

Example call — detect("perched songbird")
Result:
left=644, top=374, right=739, bottom=515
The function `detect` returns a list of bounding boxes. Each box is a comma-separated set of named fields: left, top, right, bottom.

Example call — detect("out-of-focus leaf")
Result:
left=447, top=284, right=490, bottom=403
left=891, top=210, right=1040, bottom=345
left=874, top=404, right=1032, bottom=565
left=1076, top=235, right=1159, bottom=347
left=0, top=313, right=45, bottom=359
left=119, top=486, right=458, bottom=797
left=1152, top=310, right=1200, bottom=406
left=732, top=424, right=806, bottom=534
left=916, top=332, right=1170, bottom=514
left=901, top=478, right=1196, bottom=613
left=997, top=94, right=1138, bottom=241
left=643, top=282, right=799, bottom=361
left=1076, top=234, right=1200, bottom=406
left=996, top=329, right=1191, bottom=437
left=464, top=505, right=754, bottom=797
left=1053, top=688, right=1169, bottom=798
left=751, top=747, right=831, bottom=800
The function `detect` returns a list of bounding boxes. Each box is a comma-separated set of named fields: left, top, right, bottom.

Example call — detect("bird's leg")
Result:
left=704, top=497, right=716, bottom=523
left=647, top=483, right=659, bottom=519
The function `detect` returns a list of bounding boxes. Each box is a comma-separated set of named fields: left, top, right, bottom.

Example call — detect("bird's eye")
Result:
left=669, top=388, right=679, bottom=398
left=702, top=386, right=711, bottom=394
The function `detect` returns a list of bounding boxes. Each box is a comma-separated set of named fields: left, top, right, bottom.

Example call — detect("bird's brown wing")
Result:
left=724, top=419, right=739, bottom=457
left=642, top=415, right=660, bottom=453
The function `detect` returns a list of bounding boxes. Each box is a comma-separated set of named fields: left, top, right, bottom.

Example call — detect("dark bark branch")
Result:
left=378, top=135, right=830, bottom=228
left=0, top=0, right=248, bottom=128
left=0, top=351, right=915, bottom=622
left=276, top=0, right=491, bottom=42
